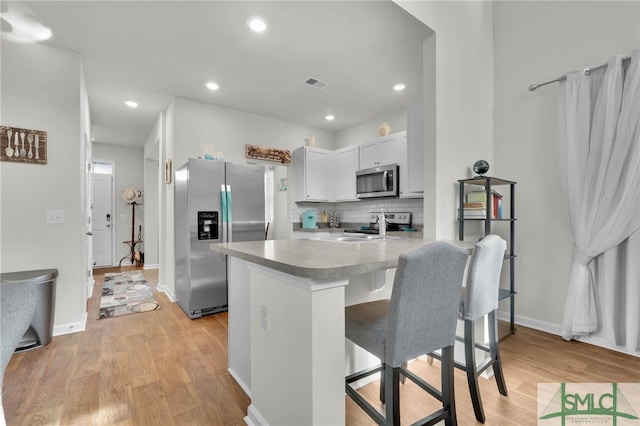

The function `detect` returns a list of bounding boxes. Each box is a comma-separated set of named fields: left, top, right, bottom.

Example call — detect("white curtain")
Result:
left=559, top=49, right=640, bottom=346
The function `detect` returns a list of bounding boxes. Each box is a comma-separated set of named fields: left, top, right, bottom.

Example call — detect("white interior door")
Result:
left=92, top=173, right=114, bottom=267
left=84, top=135, right=94, bottom=298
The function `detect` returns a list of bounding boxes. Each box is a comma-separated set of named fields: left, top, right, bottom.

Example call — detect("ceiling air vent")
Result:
left=303, top=77, right=329, bottom=89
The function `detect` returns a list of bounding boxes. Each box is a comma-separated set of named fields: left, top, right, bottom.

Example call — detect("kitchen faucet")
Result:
left=379, top=209, right=386, bottom=237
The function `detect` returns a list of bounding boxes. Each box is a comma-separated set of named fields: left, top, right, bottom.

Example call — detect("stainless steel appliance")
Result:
left=356, top=163, right=399, bottom=199
left=174, top=158, right=265, bottom=319
left=344, top=211, right=412, bottom=234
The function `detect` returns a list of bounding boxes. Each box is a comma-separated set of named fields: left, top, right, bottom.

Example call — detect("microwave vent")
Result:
left=303, top=77, right=328, bottom=89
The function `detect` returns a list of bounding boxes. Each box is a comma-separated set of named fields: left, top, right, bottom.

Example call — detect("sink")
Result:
left=312, top=234, right=402, bottom=243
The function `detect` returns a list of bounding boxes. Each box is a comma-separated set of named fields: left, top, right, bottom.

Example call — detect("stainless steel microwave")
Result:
left=356, top=164, right=399, bottom=199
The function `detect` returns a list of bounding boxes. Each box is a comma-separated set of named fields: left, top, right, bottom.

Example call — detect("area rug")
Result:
left=99, top=271, right=159, bottom=319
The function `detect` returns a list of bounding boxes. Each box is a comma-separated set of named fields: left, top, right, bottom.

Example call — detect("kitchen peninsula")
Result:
left=210, top=238, right=473, bottom=426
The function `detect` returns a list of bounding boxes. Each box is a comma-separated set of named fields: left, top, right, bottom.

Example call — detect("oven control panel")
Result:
left=369, top=211, right=412, bottom=229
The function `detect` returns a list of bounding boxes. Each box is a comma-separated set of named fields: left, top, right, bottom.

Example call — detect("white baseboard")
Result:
left=87, top=278, right=94, bottom=299
left=497, top=310, right=640, bottom=358
left=228, top=368, right=251, bottom=398
left=245, top=404, right=268, bottom=426
left=497, top=310, right=561, bottom=336
left=53, top=310, right=87, bottom=336
left=143, top=264, right=159, bottom=270
left=156, top=283, right=176, bottom=302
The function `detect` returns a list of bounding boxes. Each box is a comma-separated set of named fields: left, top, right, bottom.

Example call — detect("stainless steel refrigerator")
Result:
left=174, top=158, right=265, bottom=319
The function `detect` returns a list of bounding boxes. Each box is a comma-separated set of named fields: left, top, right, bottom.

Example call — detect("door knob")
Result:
left=86, top=232, right=93, bottom=236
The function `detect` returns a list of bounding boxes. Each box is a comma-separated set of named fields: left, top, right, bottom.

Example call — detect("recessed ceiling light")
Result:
left=1, top=7, right=52, bottom=43
left=206, top=82, right=220, bottom=91
left=247, top=17, right=268, bottom=33
left=325, top=115, right=335, bottom=121
left=393, top=83, right=406, bottom=91
left=124, top=100, right=138, bottom=108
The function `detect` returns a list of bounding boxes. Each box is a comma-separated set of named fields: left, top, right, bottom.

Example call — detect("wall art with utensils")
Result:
left=0, top=126, right=47, bottom=164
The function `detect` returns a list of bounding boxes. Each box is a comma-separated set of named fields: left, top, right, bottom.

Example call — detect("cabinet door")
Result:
left=396, top=131, right=422, bottom=198
left=305, top=148, right=331, bottom=201
left=406, top=101, right=424, bottom=194
left=359, top=136, right=399, bottom=169
left=378, top=135, right=398, bottom=165
left=359, top=141, right=379, bottom=169
left=333, top=145, right=359, bottom=201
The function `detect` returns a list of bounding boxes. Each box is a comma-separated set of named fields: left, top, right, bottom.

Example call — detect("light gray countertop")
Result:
left=210, top=238, right=473, bottom=280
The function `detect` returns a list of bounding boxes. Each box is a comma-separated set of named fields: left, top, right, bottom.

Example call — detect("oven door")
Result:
left=356, top=164, right=398, bottom=198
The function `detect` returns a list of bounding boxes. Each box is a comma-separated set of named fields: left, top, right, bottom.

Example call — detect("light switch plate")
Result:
left=46, top=210, right=64, bottom=224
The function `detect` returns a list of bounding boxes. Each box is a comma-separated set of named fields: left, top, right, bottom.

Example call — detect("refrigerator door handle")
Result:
left=227, top=184, right=233, bottom=242
left=220, top=184, right=228, bottom=243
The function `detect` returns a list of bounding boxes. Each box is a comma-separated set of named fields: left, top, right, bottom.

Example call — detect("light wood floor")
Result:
left=4, top=268, right=640, bottom=425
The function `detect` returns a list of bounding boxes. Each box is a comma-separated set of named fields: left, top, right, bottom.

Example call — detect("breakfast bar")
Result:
left=210, top=238, right=473, bottom=426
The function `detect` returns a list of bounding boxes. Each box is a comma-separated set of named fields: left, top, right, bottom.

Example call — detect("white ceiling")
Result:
left=2, top=1, right=432, bottom=147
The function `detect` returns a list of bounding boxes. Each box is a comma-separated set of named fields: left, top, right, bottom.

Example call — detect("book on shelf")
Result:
left=464, top=202, right=485, bottom=209
left=465, top=190, right=503, bottom=219
left=459, top=207, right=487, bottom=219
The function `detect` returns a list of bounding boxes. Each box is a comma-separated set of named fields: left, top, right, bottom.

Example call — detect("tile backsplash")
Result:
left=292, top=198, right=424, bottom=226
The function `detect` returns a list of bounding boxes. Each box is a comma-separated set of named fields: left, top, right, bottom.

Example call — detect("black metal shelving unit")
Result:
left=458, top=176, right=517, bottom=335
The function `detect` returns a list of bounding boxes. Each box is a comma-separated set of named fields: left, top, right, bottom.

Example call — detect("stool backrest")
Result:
left=462, top=234, right=507, bottom=321
left=385, top=242, right=469, bottom=367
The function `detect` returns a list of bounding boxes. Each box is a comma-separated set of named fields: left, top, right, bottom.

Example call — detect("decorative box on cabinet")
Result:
left=458, top=176, right=517, bottom=335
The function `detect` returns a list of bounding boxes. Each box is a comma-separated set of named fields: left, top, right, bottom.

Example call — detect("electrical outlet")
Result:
left=46, top=210, right=64, bottom=224
left=260, top=304, right=269, bottom=331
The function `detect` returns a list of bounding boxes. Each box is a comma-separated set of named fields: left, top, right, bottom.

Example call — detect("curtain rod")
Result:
left=528, top=56, right=631, bottom=91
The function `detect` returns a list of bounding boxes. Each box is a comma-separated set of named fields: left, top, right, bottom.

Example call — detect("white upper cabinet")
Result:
left=404, top=100, right=424, bottom=196
left=359, top=134, right=399, bottom=170
left=396, top=129, right=423, bottom=198
left=359, top=129, right=423, bottom=198
left=292, top=111, right=424, bottom=203
left=292, top=146, right=332, bottom=202
left=332, top=145, right=359, bottom=202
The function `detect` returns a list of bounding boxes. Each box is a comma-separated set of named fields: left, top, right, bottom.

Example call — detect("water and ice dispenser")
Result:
left=197, top=211, right=218, bottom=240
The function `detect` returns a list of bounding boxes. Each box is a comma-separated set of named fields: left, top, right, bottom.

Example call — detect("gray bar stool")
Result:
left=345, top=241, right=469, bottom=426
left=460, top=234, right=508, bottom=423
left=429, top=234, right=508, bottom=423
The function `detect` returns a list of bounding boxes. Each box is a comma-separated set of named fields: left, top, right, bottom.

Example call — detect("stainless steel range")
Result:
left=345, top=211, right=412, bottom=234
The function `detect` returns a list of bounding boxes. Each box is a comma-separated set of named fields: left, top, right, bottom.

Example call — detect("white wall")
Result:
left=92, top=143, right=145, bottom=266
left=397, top=1, right=495, bottom=240
left=334, top=107, right=407, bottom=149
left=170, top=96, right=336, bottom=166
left=143, top=112, right=163, bottom=268
left=1, top=42, right=87, bottom=332
left=160, top=96, right=336, bottom=296
left=493, top=1, right=640, bottom=331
